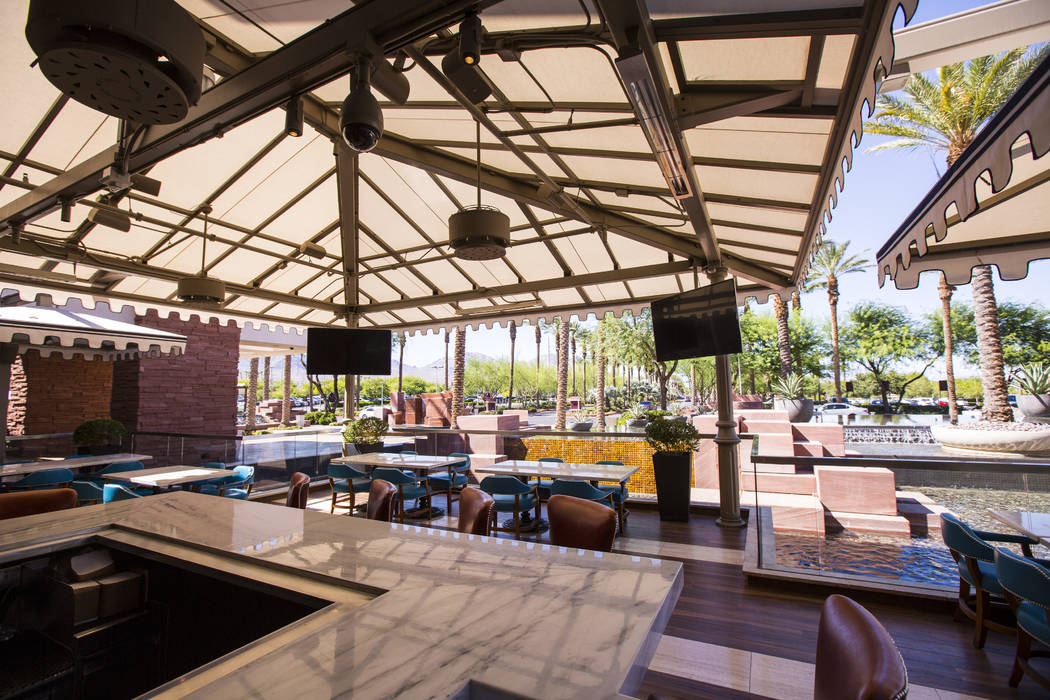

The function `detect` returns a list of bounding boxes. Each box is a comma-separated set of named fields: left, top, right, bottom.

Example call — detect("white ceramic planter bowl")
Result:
left=931, top=424, right=1050, bottom=456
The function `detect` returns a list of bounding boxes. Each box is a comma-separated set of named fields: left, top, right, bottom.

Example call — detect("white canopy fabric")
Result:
left=0, top=305, right=187, bottom=360
left=0, top=0, right=916, bottom=334
left=877, top=52, right=1050, bottom=289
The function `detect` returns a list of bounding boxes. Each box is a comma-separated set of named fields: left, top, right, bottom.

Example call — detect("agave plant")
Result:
left=770, top=373, right=807, bottom=399
left=1012, top=363, right=1050, bottom=395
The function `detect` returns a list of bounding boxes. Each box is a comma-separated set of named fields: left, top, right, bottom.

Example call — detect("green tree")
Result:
left=928, top=302, right=1050, bottom=368
left=803, top=240, right=871, bottom=401
left=738, top=312, right=827, bottom=393
left=393, top=332, right=406, bottom=393
left=360, top=378, right=391, bottom=401
left=464, top=359, right=508, bottom=396
left=867, top=47, right=1046, bottom=422
left=840, top=303, right=936, bottom=410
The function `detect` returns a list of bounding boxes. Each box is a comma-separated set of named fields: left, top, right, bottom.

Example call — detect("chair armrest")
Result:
left=975, top=529, right=1037, bottom=545
left=1034, top=558, right=1050, bottom=570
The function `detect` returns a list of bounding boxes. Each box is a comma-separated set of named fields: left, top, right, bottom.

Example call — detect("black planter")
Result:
left=652, top=451, right=691, bottom=521
left=77, top=443, right=120, bottom=456
left=343, top=441, right=384, bottom=457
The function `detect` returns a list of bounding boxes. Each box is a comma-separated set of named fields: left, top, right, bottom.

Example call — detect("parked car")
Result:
left=357, top=406, right=386, bottom=420
left=817, top=402, right=869, bottom=417
left=1008, top=394, right=1018, bottom=407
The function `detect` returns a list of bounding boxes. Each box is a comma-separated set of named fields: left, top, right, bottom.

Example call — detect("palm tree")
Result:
left=451, top=326, right=466, bottom=427
left=555, top=319, right=569, bottom=429
left=771, top=294, right=792, bottom=378
left=595, top=323, right=606, bottom=430
left=281, top=354, right=292, bottom=426
left=507, top=320, right=517, bottom=409
left=534, top=322, right=542, bottom=410
left=246, top=357, right=259, bottom=431
left=443, top=328, right=450, bottom=390
left=393, top=332, right=406, bottom=394
left=867, top=48, right=1046, bottom=422
left=263, top=356, right=271, bottom=400
left=938, top=275, right=960, bottom=423
left=804, top=240, right=871, bottom=401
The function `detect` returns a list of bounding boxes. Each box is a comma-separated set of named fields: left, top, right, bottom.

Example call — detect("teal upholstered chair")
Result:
left=200, top=466, right=254, bottom=499
left=479, top=475, right=539, bottom=540
left=550, top=479, right=614, bottom=509
left=103, top=484, right=143, bottom=502
left=86, top=460, right=144, bottom=486
left=941, top=512, right=1035, bottom=648
left=328, top=463, right=371, bottom=515
left=996, top=547, right=1050, bottom=690
left=400, top=450, right=417, bottom=456
left=528, top=457, right=562, bottom=501
left=429, top=452, right=470, bottom=513
left=71, top=480, right=104, bottom=506
left=372, top=468, right=431, bottom=524
left=8, top=468, right=75, bottom=491
left=595, top=460, right=630, bottom=532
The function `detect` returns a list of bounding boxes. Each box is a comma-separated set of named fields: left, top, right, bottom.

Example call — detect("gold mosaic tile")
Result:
left=521, top=437, right=692, bottom=496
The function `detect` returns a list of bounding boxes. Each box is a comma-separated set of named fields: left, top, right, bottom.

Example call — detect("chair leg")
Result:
left=955, top=579, right=971, bottom=622
left=348, top=490, right=356, bottom=516
left=1011, top=629, right=1031, bottom=687
left=330, top=489, right=337, bottom=514
left=974, top=590, right=990, bottom=649
left=397, top=486, right=406, bottom=524
left=513, top=510, right=521, bottom=540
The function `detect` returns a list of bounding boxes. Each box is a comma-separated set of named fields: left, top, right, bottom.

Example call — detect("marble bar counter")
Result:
left=0, top=491, right=682, bottom=699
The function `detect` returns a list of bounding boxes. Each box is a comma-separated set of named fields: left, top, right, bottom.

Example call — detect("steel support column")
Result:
left=709, top=268, right=744, bottom=528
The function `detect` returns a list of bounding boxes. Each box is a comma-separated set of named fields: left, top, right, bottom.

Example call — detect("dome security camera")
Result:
left=339, top=59, right=383, bottom=152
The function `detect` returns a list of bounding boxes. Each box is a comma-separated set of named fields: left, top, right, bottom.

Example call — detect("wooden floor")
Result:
left=294, top=489, right=1049, bottom=699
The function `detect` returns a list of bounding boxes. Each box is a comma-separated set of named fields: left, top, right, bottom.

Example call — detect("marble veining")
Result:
left=0, top=492, right=681, bottom=699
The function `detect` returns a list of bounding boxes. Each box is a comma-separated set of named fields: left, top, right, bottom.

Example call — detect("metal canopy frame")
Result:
left=0, top=0, right=914, bottom=332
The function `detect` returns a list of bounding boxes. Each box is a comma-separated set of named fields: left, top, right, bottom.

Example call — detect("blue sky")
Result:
left=398, top=0, right=1048, bottom=375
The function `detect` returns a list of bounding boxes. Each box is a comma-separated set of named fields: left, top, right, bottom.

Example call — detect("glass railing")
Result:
left=748, top=435, right=1050, bottom=593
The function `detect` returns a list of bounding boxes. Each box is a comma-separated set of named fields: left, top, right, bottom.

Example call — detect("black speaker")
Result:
left=939, top=380, right=949, bottom=391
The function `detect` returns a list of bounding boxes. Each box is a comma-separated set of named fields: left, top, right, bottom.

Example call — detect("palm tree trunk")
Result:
left=281, top=355, right=292, bottom=425
left=828, top=274, right=842, bottom=402
left=443, top=330, right=450, bottom=390
left=555, top=321, right=569, bottom=429
left=397, top=334, right=405, bottom=393
left=571, top=336, right=577, bottom=396
left=596, top=331, right=606, bottom=430
left=451, top=326, right=466, bottom=427
left=535, top=324, right=541, bottom=410
left=973, top=265, right=1013, bottom=422
left=773, top=294, right=792, bottom=377
left=263, top=356, right=270, bottom=400
left=690, top=363, right=697, bottom=407
left=246, top=358, right=258, bottom=431
left=508, top=321, right=516, bottom=409
left=938, top=273, right=959, bottom=424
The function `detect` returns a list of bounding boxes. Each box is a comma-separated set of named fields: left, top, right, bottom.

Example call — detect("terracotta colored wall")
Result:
left=111, top=311, right=240, bottom=436
left=13, top=351, right=113, bottom=435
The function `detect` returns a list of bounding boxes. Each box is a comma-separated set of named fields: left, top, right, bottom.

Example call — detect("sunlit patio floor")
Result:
left=282, top=487, right=1048, bottom=699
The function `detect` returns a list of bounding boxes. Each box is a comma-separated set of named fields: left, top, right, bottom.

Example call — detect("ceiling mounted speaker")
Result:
left=176, top=276, right=226, bottom=306
left=449, top=207, right=510, bottom=260
left=25, top=0, right=205, bottom=124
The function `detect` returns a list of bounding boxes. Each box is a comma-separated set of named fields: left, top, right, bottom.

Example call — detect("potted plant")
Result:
left=568, top=409, right=595, bottom=432
left=645, top=417, right=702, bottom=521
left=1013, top=363, right=1050, bottom=423
left=342, top=416, right=388, bottom=455
left=770, top=374, right=814, bottom=423
left=72, top=419, right=127, bottom=455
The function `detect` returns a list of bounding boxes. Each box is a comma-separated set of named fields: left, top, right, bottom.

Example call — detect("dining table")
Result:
left=988, top=509, right=1050, bottom=546
left=101, top=465, right=232, bottom=493
left=331, top=452, right=466, bottom=517
left=0, top=453, right=153, bottom=479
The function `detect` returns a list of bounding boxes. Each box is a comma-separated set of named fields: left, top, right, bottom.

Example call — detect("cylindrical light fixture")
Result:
left=285, top=96, right=304, bottom=137
left=459, top=13, right=481, bottom=65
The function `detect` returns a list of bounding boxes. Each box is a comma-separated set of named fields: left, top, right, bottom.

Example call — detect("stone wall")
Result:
left=844, top=426, right=935, bottom=444
left=10, top=351, right=114, bottom=435
left=111, top=311, right=240, bottom=436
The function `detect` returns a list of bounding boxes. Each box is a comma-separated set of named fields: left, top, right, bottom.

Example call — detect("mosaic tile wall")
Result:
left=520, top=437, right=693, bottom=496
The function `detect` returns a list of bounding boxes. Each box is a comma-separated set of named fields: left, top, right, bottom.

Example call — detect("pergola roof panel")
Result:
left=678, top=37, right=811, bottom=82
left=817, top=35, right=857, bottom=90
left=0, top=2, right=59, bottom=153
left=695, top=166, right=818, bottom=205
left=706, top=202, right=808, bottom=232
left=506, top=48, right=628, bottom=103
left=28, top=105, right=116, bottom=172
left=556, top=154, right=669, bottom=191
left=539, top=123, right=652, bottom=154
left=607, top=234, right=679, bottom=267
left=552, top=231, right=615, bottom=274
left=685, top=117, right=831, bottom=166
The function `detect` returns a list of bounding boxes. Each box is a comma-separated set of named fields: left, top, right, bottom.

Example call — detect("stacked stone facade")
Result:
left=8, top=352, right=114, bottom=435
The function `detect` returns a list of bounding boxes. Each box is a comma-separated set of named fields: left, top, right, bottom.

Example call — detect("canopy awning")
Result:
left=0, top=305, right=187, bottom=360
left=0, top=0, right=917, bottom=333
left=877, top=52, right=1050, bottom=289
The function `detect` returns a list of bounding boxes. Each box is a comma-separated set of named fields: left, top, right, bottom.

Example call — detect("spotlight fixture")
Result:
left=87, top=206, right=131, bottom=232
left=176, top=206, right=225, bottom=306
left=298, top=241, right=326, bottom=259
left=449, top=121, right=509, bottom=261
left=459, top=13, right=482, bottom=66
left=339, top=57, right=383, bottom=153
left=285, top=96, right=304, bottom=137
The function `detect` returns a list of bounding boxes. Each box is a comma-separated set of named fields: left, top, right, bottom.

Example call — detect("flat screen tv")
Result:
left=306, top=328, right=392, bottom=375
left=651, top=279, right=743, bottom=361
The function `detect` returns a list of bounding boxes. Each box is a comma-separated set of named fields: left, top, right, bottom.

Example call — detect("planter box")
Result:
left=1018, top=394, right=1050, bottom=423
left=652, top=451, right=691, bottom=521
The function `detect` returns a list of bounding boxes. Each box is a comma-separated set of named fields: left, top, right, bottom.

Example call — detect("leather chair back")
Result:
left=286, top=472, right=310, bottom=509
left=0, top=488, right=78, bottom=520
left=457, top=487, right=494, bottom=536
left=548, top=494, right=616, bottom=552
left=367, top=478, right=397, bottom=522
left=814, top=594, right=908, bottom=700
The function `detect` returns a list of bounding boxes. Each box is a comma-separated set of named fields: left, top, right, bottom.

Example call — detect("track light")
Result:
left=285, top=96, right=303, bottom=137
left=87, top=206, right=131, bottom=232
left=459, top=13, right=482, bottom=66
left=339, top=57, right=383, bottom=153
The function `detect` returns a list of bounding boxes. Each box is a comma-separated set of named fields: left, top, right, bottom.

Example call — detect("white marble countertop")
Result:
left=332, top=452, right=462, bottom=472
left=487, top=460, right=640, bottom=483
left=101, top=465, right=230, bottom=488
left=0, top=452, right=152, bottom=477
left=0, top=492, right=681, bottom=699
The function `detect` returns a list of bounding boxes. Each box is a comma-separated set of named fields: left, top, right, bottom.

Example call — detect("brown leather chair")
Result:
left=815, top=594, right=908, bottom=700
left=457, top=486, right=494, bottom=536
left=366, top=478, right=397, bottom=522
left=0, top=488, right=78, bottom=520
left=548, top=494, right=617, bottom=552
left=286, top=472, right=311, bottom=509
